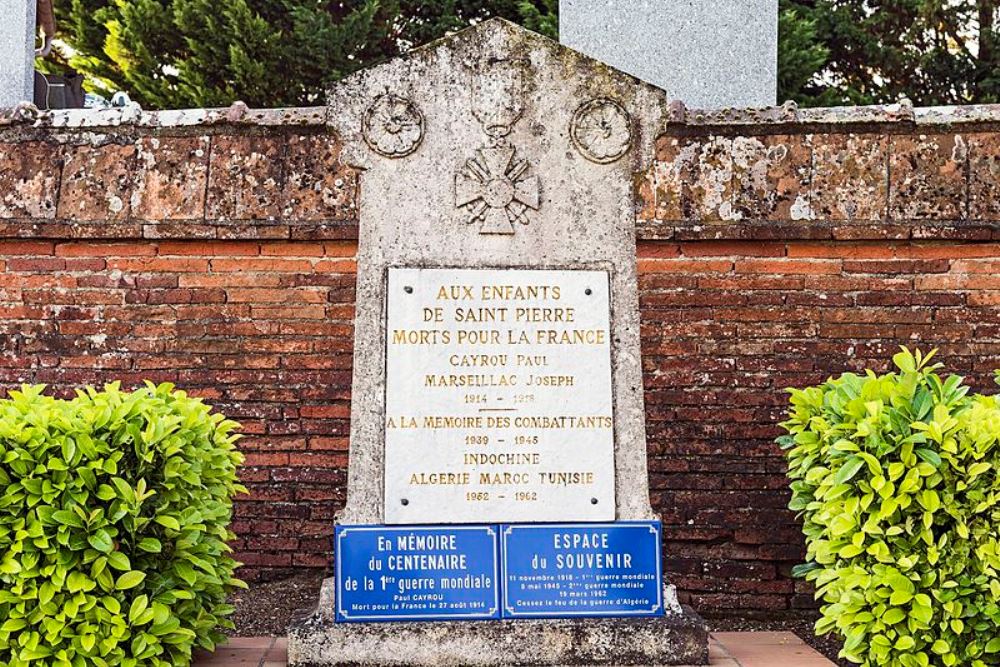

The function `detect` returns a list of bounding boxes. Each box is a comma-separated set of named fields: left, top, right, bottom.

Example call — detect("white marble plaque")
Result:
left=384, top=268, right=615, bottom=523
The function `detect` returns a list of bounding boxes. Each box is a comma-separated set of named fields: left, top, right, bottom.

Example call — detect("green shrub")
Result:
left=0, top=382, right=247, bottom=666
left=780, top=348, right=1000, bottom=667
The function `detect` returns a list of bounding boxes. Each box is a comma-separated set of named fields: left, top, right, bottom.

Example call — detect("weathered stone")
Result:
left=810, top=134, right=888, bottom=221
left=915, top=104, right=1000, bottom=125
left=327, top=17, right=668, bottom=528
left=889, top=134, right=967, bottom=220
left=132, top=136, right=210, bottom=220
left=798, top=99, right=915, bottom=125
left=732, top=134, right=811, bottom=221
left=282, top=134, right=357, bottom=221
left=686, top=101, right=799, bottom=126
left=644, top=136, right=736, bottom=221
left=58, top=144, right=136, bottom=221
left=968, top=133, right=1000, bottom=221
left=0, top=141, right=61, bottom=219
left=207, top=134, right=284, bottom=220
left=559, top=0, right=777, bottom=109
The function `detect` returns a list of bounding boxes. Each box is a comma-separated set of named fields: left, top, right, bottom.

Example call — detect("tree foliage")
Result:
left=43, top=0, right=998, bottom=109
left=780, top=0, right=1000, bottom=106
left=49, top=0, right=557, bottom=108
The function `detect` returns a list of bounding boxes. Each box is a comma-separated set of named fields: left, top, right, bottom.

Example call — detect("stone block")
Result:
left=559, top=0, right=777, bottom=109
left=968, top=133, right=1000, bottom=221
left=288, top=578, right=709, bottom=666
left=645, top=136, right=736, bottom=222
left=132, top=136, right=210, bottom=221
left=889, top=134, right=967, bottom=220
left=207, top=134, right=284, bottom=221
left=0, top=0, right=34, bottom=107
left=732, top=134, right=811, bottom=221
left=0, top=141, right=61, bottom=219
left=810, top=134, right=888, bottom=221
left=282, top=134, right=357, bottom=222
left=58, top=143, right=136, bottom=221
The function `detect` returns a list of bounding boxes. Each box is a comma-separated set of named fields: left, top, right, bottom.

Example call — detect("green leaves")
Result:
left=138, top=537, right=162, bottom=553
left=88, top=529, right=114, bottom=553
left=834, top=457, right=865, bottom=484
left=155, top=515, right=181, bottom=531
left=0, top=383, right=245, bottom=665
left=780, top=349, right=1000, bottom=667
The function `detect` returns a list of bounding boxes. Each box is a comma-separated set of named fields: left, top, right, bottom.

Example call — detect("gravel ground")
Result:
left=229, top=572, right=849, bottom=666
left=230, top=571, right=326, bottom=636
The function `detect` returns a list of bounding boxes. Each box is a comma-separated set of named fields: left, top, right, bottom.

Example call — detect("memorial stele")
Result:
left=288, top=19, right=709, bottom=665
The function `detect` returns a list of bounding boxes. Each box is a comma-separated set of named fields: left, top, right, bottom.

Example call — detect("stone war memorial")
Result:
left=6, top=4, right=1000, bottom=666
left=287, top=19, right=708, bottom=666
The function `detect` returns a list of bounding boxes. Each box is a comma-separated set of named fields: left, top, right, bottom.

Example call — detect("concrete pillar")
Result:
left=560, top=0, right=777, bottom=109
left=0, top=0, right=36, bottom=107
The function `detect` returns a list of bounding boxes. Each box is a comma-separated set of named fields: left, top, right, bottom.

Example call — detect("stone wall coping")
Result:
left=1, top=99, right=999, bottom=132
left=0, top=102, right=329, bottom=129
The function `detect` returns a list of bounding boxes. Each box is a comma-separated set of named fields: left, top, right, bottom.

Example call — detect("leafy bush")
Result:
left=0, top=382, right=246, bottom=666
left=780, top=348, right=1000, bottom=667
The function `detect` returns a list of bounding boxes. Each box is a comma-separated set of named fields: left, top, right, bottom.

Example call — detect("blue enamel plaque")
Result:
left=500, top=522, right=664, bottom=619
left=335, top=525, right=500, bottom=622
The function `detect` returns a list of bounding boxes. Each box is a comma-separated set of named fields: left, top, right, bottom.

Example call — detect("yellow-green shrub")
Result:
left=0, top=383, right=247, bottom=666
left=780, top=348, right=1000, bottom=667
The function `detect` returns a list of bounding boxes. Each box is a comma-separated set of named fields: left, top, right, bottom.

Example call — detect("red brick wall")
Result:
left=2, top=111, right=1000, bottom=615
left=0, top=239, right=358, bottom=571
left=638, top=240, right=1000, bottom=613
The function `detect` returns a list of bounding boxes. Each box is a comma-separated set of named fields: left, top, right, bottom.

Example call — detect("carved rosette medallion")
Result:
left=456, top=145, right=540, bottom=234
left=570, top=98, right=633, bottom=164
left=362, top=94, right=424, bottom=158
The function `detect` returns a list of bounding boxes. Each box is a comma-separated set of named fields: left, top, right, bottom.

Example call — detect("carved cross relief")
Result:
left=455, top=59, right=541, bottom=235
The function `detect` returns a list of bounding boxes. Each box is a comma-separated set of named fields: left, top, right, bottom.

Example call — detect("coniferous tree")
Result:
left=41, top=0, right=997, bottom=109
left=776, top=0, right=833, bottom=105
left=48, top=0, right=558, bottom=108
left=782, top=0, right=1000, bottom=106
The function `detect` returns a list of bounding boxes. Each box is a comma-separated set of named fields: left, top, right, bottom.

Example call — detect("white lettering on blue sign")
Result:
left=335, top=525, right=500, bottom=622
left=500, top=522, right=663, bottom=619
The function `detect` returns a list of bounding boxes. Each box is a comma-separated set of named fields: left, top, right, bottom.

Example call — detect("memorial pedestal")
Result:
left=287, top=19, right=710, bottom=667
left=288, top=579, right=709, bottom=666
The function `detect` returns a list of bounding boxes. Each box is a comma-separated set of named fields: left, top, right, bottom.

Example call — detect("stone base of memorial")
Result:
left=287, top=579, right=709, bottom=666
